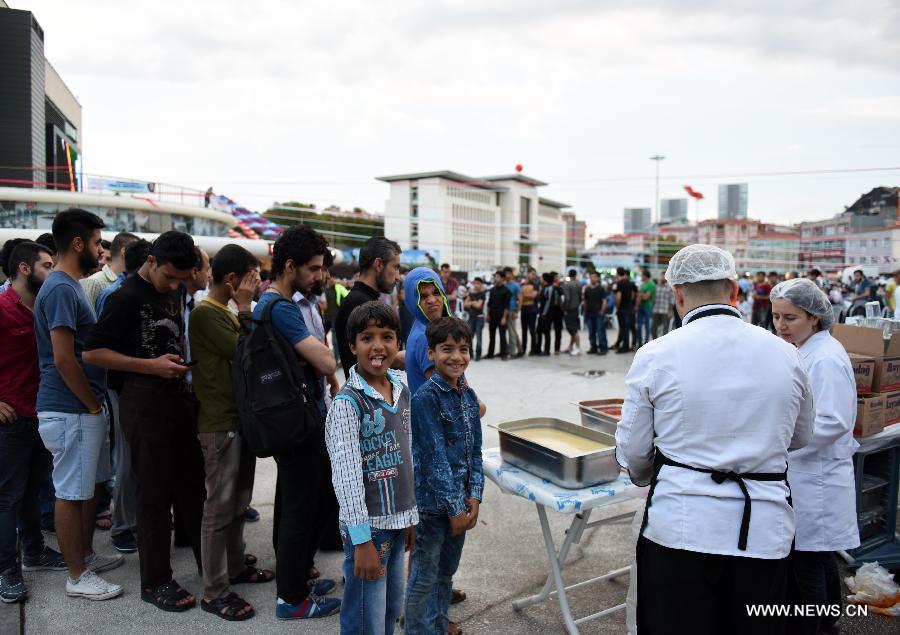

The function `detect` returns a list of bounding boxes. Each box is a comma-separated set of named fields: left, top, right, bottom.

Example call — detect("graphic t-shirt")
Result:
left=35, top=271, right=107, bottom=413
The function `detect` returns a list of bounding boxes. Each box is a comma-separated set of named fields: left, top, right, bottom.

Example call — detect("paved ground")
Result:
left=2, top=332, right=898, bottom=634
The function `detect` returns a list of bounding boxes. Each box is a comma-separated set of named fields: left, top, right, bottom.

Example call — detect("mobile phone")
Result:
left=180, top=359, right=198, bottom=367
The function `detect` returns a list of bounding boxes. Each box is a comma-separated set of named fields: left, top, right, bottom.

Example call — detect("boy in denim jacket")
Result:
left=326, top=301, right=417, bottom=634
left=404, top=317, right=484, bottom=634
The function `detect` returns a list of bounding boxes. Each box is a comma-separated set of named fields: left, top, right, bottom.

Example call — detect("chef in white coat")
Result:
left=771, top=278, right=859, bottom=635
left=616, top=244, right=816, bottom=635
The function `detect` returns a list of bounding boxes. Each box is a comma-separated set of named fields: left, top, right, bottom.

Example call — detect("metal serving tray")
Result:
left=497, top=418, right=621, bottom=489
left=574, top=399, right=623, bottom=434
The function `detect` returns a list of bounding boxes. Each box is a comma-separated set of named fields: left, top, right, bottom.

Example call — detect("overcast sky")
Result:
left=18, top=0, right=900, bottom=243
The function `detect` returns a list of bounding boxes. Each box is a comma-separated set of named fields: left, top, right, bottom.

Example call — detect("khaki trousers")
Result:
left=198, top=430, right=256, bottom=600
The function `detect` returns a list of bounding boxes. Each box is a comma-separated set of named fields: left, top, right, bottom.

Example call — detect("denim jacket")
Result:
left=410, top=371, right=484, bottom=517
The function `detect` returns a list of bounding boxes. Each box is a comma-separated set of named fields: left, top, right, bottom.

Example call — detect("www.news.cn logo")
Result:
left=746, top=604, right=868, bottom=618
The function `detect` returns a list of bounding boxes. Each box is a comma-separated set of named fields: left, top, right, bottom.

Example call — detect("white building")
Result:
left=378, top=170, right=567, bottom=272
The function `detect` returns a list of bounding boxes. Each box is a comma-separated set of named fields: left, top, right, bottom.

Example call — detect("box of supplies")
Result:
left=848, top=353, right=876, bottom=394
left=855, top=394, right=885, bottom=438
left=883, top=391, right=900, bottom=427
left=833, top=324, right=900, bottom=393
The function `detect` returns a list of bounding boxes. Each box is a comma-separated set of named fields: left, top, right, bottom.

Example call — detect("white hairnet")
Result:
left=770, top=278, right=834, bottom=331
left=665, top=244, right=737, bottom=285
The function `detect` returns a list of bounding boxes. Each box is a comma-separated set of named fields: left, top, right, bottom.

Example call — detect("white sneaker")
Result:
left=66, top=570, right=122, bottom=601
left=84, top=552, right=124, bottom=574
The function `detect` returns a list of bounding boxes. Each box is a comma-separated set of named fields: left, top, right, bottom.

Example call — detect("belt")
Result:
left=639, top=449, right=789, bottom=552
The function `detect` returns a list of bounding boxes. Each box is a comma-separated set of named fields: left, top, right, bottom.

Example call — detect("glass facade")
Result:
left=0, top=200, right=231, bottom=237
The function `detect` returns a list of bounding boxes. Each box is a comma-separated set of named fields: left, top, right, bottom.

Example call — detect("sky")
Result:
left=17, top=0, right=900, bottom=244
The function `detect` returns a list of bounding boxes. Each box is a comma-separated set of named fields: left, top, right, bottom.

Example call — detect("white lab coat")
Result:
left=788, top=330, right=861, bottom=552
left=616, top=304, right=816, bottom=559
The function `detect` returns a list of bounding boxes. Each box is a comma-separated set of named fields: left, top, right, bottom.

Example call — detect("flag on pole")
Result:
left=684, top=185, right=704, bottom=200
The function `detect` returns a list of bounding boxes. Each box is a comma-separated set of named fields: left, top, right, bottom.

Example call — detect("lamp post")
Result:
left=650, top=154, right=666, bottom=271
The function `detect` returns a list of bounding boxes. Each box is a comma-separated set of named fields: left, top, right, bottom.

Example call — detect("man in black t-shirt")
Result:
left=334, top=237, right=401, bottom=379
left=520, top=268, right=541, bottom=355
left=615, top=267, right=637, bottom=354
left=485, top=271, right=510, bottom=359
left=464, top=277, right=486, bottom=360
left=84, top=231, right=208, bottom=612
left=583, top=271, right=608, bottom=354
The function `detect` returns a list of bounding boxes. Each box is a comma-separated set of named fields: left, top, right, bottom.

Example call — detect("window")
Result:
left=885, top=238, right=891, bottom=247
left=849, top=257, right=855, bottom=264
left=520, top=197, right=531, bottom=240
left=860, top=239, right=868, bottom=247
left=411, top=204, right=418, bottom=219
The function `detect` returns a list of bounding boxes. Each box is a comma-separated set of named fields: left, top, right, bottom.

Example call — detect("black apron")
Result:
left=637, top=306, right=792, bottom=552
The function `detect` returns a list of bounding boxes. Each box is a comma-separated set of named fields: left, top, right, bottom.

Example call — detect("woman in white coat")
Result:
left=771, top=278, right=860, bottom=635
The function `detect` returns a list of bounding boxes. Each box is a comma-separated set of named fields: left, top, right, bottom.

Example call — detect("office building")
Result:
left=718, top=183, right=748, bottom=219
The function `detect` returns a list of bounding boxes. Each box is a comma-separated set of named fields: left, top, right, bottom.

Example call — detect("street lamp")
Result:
left=650, top=154, right=666, bottom=271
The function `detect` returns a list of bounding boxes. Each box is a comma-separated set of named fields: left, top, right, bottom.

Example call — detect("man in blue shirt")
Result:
left=503, top=267, right=523, bottom=357
left=34, top=209, right=123, bottom=602
left=252, top=226, right=341, bottom=620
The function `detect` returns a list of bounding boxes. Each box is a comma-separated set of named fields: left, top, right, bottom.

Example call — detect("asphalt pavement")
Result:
left=2, top=332, right=897, bottom=634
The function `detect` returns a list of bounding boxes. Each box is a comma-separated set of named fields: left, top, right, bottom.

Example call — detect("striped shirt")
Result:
left=325, top=366, right=418, bottom=545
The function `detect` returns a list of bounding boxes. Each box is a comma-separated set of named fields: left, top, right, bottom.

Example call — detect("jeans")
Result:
left=119, top=378, right=206, bottom=590
left=272, top=434, right=330, bottom=603
left=521, top=311, right=538, bottom=353
left=486, top=315, right=507, bottom=358
left=788, top=551, right=842, bottom=635
left=550, top=308, right=563, bottom=352
left=637, top=306, right=652, bottom=346
left=404, top=513, right=466, bottom=634
left=585, top=313, right=607, bottom=352
left=467, top=315, right=484, bottom=359
left=752, top=306, right=770, bottom=329
left=198, top=430, right=256, bottom=600
left=651, top=312, right=670, bottom=339
left=341, top=525, right=406, bottom=635
left=617, top=310, right=634, bottom=350
left=0, top=418, right=51, bottom=573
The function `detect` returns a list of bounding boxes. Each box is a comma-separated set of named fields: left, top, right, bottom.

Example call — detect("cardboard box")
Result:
left=855, top=394, right=885, bottom=438
left=848, top=353, right=876, bottom=394
left=833, top=324, right=900, bottom=393
left=883, top=390, right=900, bottom=427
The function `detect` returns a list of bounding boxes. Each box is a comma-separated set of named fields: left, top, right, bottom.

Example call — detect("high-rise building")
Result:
left=0, top=4, right=82, bottom=192
left=718, top=183, right=748, bottom=219
left=560, top=210, right=587, bottom=254
left=660, top=198, right=688, bottom=223
left=624, top=207, right=652, bottom=234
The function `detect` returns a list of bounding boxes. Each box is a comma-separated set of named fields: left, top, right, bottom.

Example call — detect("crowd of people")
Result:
left=0, top=212, right=880, bottom=634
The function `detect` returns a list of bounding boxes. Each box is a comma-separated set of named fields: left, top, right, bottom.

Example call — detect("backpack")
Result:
left=231, top=296, right=323, bottom=458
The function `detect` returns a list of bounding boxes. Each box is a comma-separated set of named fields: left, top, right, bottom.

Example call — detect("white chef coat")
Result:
left=616, top=304, right=816, bottom=559
left=788, top=329, right=860, bottom=552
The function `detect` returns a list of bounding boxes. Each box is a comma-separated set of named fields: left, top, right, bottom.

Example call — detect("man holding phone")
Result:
left=84, top=231, right=208, bottom=613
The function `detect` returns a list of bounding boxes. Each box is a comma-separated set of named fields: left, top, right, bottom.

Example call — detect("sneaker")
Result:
left=112, top=530, right=138, bottom=554
left=309, top=578, right=336, bottom=595
left=276, top=594, right=341, bottom=620
left=244, top=506, right=261, bottom=522
left=65, top=570, right=122, bottom=601
left=0, top=569, right=28, bottom=603
left=22, top=546, right=66, bottom=571
left=84, top=552, right=124, bottom=574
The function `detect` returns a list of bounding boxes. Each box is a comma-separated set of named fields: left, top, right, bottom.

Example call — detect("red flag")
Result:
left=684, top=185, right=704, bottom=200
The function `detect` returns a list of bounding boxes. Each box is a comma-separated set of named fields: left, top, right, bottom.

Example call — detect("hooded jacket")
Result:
left=403, top=267, right=450, bottom=396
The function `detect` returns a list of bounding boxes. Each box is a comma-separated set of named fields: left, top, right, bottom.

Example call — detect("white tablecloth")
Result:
left=482, top=447, right=642, bottom=513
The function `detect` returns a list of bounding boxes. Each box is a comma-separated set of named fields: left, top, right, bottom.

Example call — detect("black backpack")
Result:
left=232, top=296, right=322, bottom=458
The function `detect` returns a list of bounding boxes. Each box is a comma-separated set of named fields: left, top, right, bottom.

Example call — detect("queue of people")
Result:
left=0, top=214, right=482, bottom=635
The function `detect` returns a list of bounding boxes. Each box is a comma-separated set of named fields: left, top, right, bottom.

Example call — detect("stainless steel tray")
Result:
left=497, top=418, right=620, bottom=489
left=573, top=399, right=623, bottom=434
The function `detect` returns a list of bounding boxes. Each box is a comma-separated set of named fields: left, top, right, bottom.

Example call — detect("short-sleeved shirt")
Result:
left=520, top=280, right=540, bottom=313
left=616, top=279, right=637, bottom=311
left=754, top=283, right=772, bottom=310
left=35, top=271, right=107, bottom=414
left=640, top=280, right=657, bottom=310
left=0, top=287, right=40, bottom=418
left=560, top=280, right=582, bottom=312
left=86, top=275, right=184, bottom=366
left=253, top=291, right=326, bottom=417
left=855, top=279, right=875, bottom=301
left=466, top=290, right=485, bottom=318
left=441, top=276, right=458, bottom=298
left=506, top=280, right=521, bottom=311
left=583, top=284, right=607, bottom=316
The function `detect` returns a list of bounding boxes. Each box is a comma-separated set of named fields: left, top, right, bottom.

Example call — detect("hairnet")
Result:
left=665, top=244, right=737, bottom=285
left=770, top=278, right=834, bottom=331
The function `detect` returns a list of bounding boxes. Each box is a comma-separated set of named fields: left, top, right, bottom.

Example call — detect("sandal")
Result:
left=95, top=510, right=112, bottom=531
left=451, top=588, right=467, bottom=604
left=200, top=592, right=254, bottom=622
left=229, top=566, right=274, bottom=585
left=244, top=553, right=257, bottom=567
left=308, top=565, right=320, bottom=579
left=141, top=580, right=196, bottom=612
left=447, top=621, right=464, bottom=635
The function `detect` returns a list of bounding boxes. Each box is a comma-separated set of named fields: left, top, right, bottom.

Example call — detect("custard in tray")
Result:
left=511, top=426, right=611, bottom=458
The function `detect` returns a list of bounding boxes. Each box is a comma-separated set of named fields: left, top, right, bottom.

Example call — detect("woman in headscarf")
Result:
left=771, top=278, right=860, bottom=635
